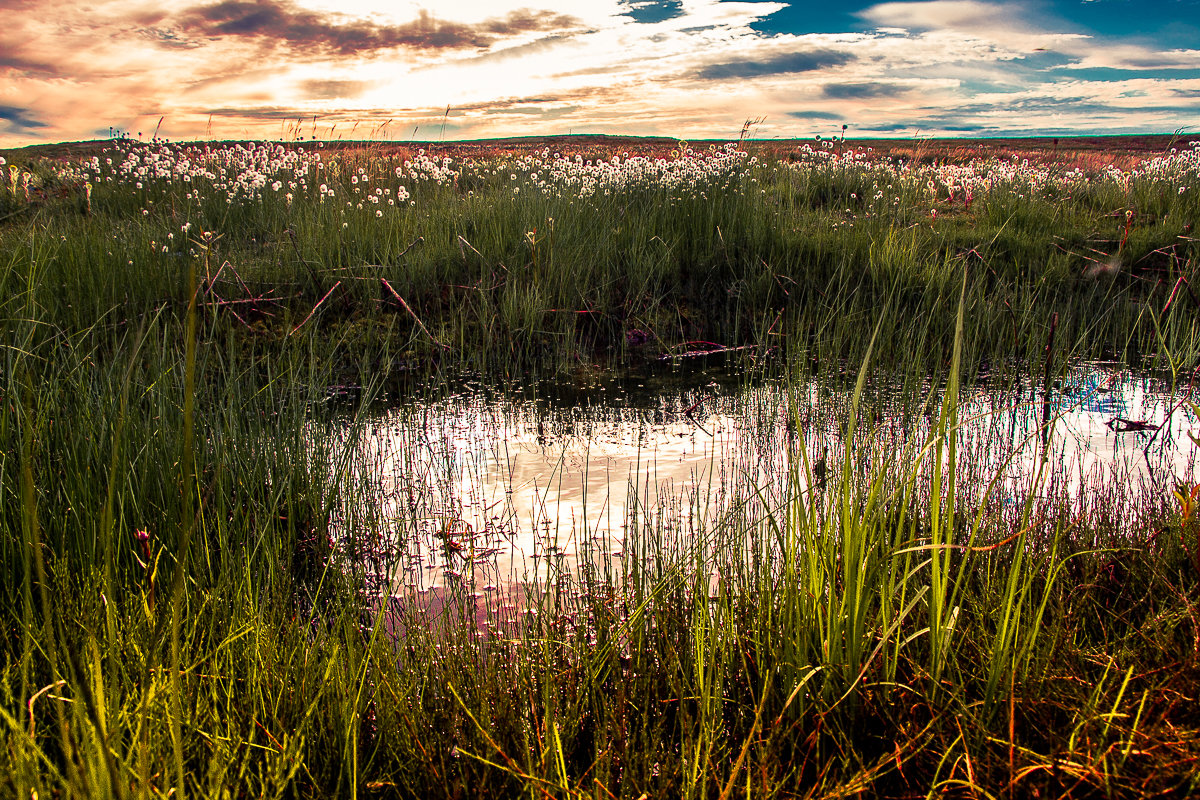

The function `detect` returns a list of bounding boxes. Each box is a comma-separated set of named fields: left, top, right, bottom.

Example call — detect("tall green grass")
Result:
left=1, top=141, right=1199, bottom=797
left=6, top=297, right=1196, bottom=798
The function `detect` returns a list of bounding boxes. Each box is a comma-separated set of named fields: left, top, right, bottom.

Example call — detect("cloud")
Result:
left=698, top=49, right=854, bottom=79
left=454, top=32, right=583, bottom=66
left=954, top=97, right=1200, bottom=116
left=865, top=121, right=926, bottom=132
left=856, top=1, right=1092, bottom=57
left=1052, top=67, right=1200, bottom=81
left=203, top=105, right=324, bottom=120
left=865, top=119, right=989, bottom=132
left=175, top=2, right=583, bottom=55
left=202, top=87, right=625, bottom=127
left=947, top=95, right=1183, bottom=115
left=138, top=27, right=204, bottom=49
left=787, top=110, right=843, bottom=119
left=0, top=104, right=47, bottom=131
left=857, top=1, right=1022, bottom=32
left=0, top=0, right=1196, bottom=146
left=822, top=82, right=909, bottom=99
left=0, top=52, right=62, bottom=77
left=299, top=79, right=369, bottom=99
left=1054, top=47, right=1200, bottom=73
left=415, top=88, right=623, bottom=116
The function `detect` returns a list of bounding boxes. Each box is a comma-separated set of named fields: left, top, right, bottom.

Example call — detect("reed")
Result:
left=0, top=137, right=1198, bottom=798
left=2, top=138, right=1197, bottom=375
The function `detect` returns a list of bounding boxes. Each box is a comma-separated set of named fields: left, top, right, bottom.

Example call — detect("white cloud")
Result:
left=0, top=0, right=1196, bottom=146
left=859, top=0, right=1027, bottom=32
left=1056, top=45, right=1200, bottom=71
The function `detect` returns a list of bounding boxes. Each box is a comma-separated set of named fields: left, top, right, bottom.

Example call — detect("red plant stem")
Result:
left=288, top=281, right=340, bottom=336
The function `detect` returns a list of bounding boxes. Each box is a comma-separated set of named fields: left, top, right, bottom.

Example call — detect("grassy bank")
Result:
left=1, top=137, right=1199, bottom=797
left=3, top=138, right=1199, bottom=373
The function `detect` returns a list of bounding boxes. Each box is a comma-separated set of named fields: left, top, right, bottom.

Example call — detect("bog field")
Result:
left=1, top=133, right=1199, bottom=799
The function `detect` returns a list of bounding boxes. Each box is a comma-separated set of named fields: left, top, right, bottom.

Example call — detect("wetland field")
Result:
left=1, top=134, right=1199, bottom=798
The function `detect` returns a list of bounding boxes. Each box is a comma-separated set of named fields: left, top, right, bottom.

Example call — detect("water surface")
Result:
left=343, top=361, right=1199, bottom=603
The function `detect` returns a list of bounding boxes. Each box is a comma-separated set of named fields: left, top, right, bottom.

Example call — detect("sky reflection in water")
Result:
left=354, top=363, right=1199, bottom=597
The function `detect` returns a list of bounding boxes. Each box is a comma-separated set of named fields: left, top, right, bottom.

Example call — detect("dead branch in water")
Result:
left=381, top=278, right=448, bottom=350
left=288, top=281, right=340, bottom=336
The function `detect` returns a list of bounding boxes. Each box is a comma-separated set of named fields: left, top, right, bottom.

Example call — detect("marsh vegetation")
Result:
left=1, top=135, right=1199, bottom=798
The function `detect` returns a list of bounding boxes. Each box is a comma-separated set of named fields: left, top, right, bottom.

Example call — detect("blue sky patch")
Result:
left=619, top=0, right=687, bottom=24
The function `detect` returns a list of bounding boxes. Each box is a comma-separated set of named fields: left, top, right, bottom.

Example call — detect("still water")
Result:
left=341, top=361, right=1198, bottom=600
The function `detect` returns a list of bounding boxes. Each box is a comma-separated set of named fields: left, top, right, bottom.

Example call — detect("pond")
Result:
left=338, top=359, right=1199, bottom=623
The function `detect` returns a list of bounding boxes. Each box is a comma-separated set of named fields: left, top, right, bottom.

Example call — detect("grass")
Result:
left=0, top=135, right=1199, bottom=798
left=3, top=136, right=1199, bottom=374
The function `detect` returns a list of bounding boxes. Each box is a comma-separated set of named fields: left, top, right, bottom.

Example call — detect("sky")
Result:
left=1, top=0, right=1198, bottom=146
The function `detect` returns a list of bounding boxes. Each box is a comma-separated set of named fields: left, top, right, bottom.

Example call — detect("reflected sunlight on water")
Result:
left=344, top=362, right=1199, bottom=603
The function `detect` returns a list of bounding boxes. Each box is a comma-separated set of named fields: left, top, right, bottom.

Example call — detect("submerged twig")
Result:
left=329, top=238, right=426, bottom=273
left=381, top=278, right=448, bottom=350
left=201, top=295, right=282, bottom=308
left=1138, top=365, right=1200, bottom=463
left=660, top=342, right=758, bottom=360
left=681, top=394, right=714, bottom=435
left=1107, top=417, right=1158, bottom=433
left=288, top=281, right=340, bottom=336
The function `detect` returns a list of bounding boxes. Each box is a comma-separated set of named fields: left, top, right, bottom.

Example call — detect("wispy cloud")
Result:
left=787, top=110, right=843, bottom=119
left=175, top=2, right=583, bottom=55
left=822, top=82, right=909, bottom=99
left=698, top=49, right=854, bottom=79
left=858, top=1, right=1024, bottom=32
left=0, top=104, right=46, bottom=131
left=299, top=79, right=370, bottom=99
left=0, top=53, right=62, bottom=77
